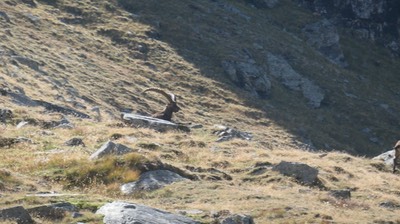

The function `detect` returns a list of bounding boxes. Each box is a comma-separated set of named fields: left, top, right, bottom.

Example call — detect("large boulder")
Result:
left=372, top=150, right=395, bottom=166
left=266, top=53, right=325, bottom=108
left=121, top=170, right=188, bottom=194
left=89, top=141, right=133, bottom=160
left=0, top=206, right=34, bottom=224
left=96, top=201, right=200, bottom=224
left=122, top=113, right=190, bottom=132
left=272, top=161, right=322, bottom=187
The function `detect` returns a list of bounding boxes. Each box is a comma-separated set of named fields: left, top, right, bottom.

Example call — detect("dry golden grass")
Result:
left=2, top=1, right=400, bottom=224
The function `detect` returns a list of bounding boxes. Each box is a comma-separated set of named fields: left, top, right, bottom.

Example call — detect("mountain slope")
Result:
left=1, top=0, right=400, bottom=223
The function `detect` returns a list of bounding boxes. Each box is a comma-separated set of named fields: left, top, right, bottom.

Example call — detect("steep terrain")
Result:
left=1, top=0, right=400, bottom=223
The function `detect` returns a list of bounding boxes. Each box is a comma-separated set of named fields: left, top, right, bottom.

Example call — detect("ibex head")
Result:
left=143, top=88, right=180, bottom=121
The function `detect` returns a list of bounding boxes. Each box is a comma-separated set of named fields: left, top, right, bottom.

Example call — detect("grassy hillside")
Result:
left=1, top=0, right=400, bottom=223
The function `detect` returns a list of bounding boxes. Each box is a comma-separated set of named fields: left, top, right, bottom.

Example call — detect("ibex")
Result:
left=393, top=140, right=400, bottom=173
left=143, top=88, right=180, bottom=121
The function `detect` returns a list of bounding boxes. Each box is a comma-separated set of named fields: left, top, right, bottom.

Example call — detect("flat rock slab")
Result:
left=122, top=113, right=190, bottom=132
left=96, top=201, right=199, bottom=224
left=121, top=170, right=188, bottom=194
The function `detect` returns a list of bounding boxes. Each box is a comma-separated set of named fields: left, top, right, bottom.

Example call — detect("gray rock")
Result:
left=0, top=206, right=34, bottom=224
left=96, top=201, right=199, bottom=224
left=213, top=125, right=253, bottom=142
left=272, top=161, right=321, bottom=186
left=329, top=189, right=351, bottom=200
left=27, top=202, right=76, bottom=220
left=122, top=113, right=190, bottom=132
left=64, top=137, right=85, bottom=147
left=379, top=201, right=400, bottom=210
left=0, top=11, right=11, bottom=23
left=220, top=214, right=255, bottom=224
left=303, top=19, right=347, bottom=67
left=266, top=52, right=325, bottom=108
left=372, top=150, right=395, bottom=166
left=11, top=56, right=42, bottom=72
left=16, top=121, right=29, bottom=129
left=90, top=141, right=133, bottom=160
left=221, top=59, right=271, bottom=98
left=0, top=108, right=13, bottom=123
left=121, top=170, right=188, bottom=194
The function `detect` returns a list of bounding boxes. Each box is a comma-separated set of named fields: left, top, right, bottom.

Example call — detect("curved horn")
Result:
left=143, top=88, right=176, bottom=103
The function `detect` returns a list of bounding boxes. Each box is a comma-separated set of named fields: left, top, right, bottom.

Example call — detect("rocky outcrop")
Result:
left=121, top=170, right=188, bottom=194
left=303, top=19, right=348, bottom=67
left=266, top=53, right=325, bottom=108
left=296, top=0, right=400, bottom=55
left=221, top=50, right=271, bottom=98
left=96, top=201, right=200, bottom=224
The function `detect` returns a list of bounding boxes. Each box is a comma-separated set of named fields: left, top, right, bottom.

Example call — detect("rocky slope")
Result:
left=1, top=0, right=400, bottom=223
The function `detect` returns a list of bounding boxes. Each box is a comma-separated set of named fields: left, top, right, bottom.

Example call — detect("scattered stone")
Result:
left=272, top=161, right=322, bottom=187
left=379, top=201, right=400, bottom=210
left=266, top=52, right=325, bottom=108
left=0, top=108, right=12, bottom=123
left=220, top=214, right=255, bottom=224
left=11, top=56, right=42, bottom=72
left=0, top=11, right=11, bottom=23
left=329, top=189, right=351, bottom=200
left=24, top=13, right=40, bottom=25
left=110, top=133, right=124, bottom=140
left=89, top=140, right=133, bottom=160
left=213, top=210, right=255, bottom=224
left=190, top=124, right=203, bottom=129
left=0, top=137, right=18, bottom=148
left=64, top=138, right=85, bottom=147
left=122, top=113, right=190, bottom=132
left=185, top=166, right=232, bottom=181
left=213, top=125, right=253, bottom=142
left=137, top=161, right=199, bottom=181
left=96, top=201, right=200, bottom=224
left=121, top=170, right=188, bottom=194
left=16, top=121, right=29, bottom=129
left=21, top=0, right=37, bottom=7
left=72, top=212, right=83, bottom=218
left=0, top=206, right=34, bottom=224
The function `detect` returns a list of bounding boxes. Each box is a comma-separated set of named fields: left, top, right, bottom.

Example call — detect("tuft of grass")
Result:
left=59, top=153, right=145, bottom=189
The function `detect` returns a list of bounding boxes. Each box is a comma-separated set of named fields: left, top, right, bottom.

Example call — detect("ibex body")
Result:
left=393, top=140, right=400, bottom=173
left=143, top=88, right=180, bottom=121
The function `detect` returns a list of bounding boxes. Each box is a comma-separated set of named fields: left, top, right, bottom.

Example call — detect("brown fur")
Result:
left=143, top=88, right=180, bottom=122
left=393, top=140, right=400, bottom=173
